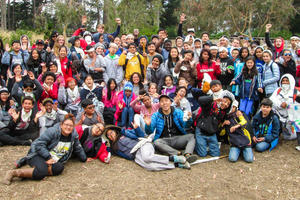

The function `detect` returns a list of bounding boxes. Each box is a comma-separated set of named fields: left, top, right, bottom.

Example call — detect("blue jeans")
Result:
left=255, top=142, right=270, bottom=152
left=229, top=147, right=253, bottom=163
left=239, top=98, right=253, bottom=117
left=120, top=106, right=134, bottom=128
left=195, top=127, right=220, bottom=157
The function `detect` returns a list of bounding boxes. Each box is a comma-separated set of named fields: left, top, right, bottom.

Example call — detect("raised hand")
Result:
left=28, top=71, right=35, bottom=80
left=266, top=24, right=272, bottom=32
left=180, top=13, right=186, bottom=24
left=115, top=18, right=121, bottom=25
left=82, top=15, right=87, bottom=25
left=8, top=108, right=20, bottom=122
left=5, top=44, right=11, bottom=52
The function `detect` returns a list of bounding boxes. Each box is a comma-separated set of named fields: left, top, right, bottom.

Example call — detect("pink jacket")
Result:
left=130, top=98, right=160, bottom=118
left=114, top=91, right=137, bottom=123
left=102, top=88, right=118, bottom=108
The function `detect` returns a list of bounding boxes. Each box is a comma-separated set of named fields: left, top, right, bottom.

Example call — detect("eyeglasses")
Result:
left=284, top=53, right=292, bottom=56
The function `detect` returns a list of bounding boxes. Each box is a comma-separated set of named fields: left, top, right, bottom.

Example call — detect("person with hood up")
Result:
left=20, top=35, right=31, bottom=52
left=270, top=74, right=300, bottom=140
left=265, top=24, right=285, bottom=61
left=193, top=38, right=202, bottom=63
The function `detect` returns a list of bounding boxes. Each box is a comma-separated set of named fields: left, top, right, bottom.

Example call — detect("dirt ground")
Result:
left=0, top=138, right=299, bottom=200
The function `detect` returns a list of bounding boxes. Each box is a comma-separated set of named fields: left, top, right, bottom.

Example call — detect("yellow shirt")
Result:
left=118, top=53, right=147, bottom=80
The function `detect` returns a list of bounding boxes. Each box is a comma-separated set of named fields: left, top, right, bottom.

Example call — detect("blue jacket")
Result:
left=145, top=107, right=191, bottom=141
left=234, top=73, right=261, bottom=101
left=262, top=61, right=280, bottom=95
left=252, top=111, right=280, bottom=150
left=1, top=50, right=29, bottom=71
left=27, top=123, right=87, bottom=163
left=93, top=25, right=121, bottom=44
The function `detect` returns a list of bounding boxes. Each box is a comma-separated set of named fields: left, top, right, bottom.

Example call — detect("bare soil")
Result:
left=0, top=139, right=299, bottom=200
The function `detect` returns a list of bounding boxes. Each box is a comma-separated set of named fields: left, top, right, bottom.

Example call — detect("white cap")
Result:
left=187, top=28, right=195, bottom=33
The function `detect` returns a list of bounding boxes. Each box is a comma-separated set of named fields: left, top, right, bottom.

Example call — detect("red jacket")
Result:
left=296, top=65, right=300, bottom=86
left=59, top=57, right=73, bottom=82
left=72, top=28, right=95, bottom=53
left=196, top=61, right=221, bottom=88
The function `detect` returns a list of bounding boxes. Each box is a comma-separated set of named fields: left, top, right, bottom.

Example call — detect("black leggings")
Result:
left=0, top=128, right=38, bottom=145
left=297, top=132, right=300, bottom=145
left=28, top=155, right=64, bottom=180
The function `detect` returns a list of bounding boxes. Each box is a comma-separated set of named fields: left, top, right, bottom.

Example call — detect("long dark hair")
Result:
left=27, top=49, right=42, bottom=66
left=130, top=72, right=144, bottom=90
left=0, top=38, right=4, bottom=52
left=242, top=56, right=258, bottom=79
left=239, top=47, right=250, bottom=62
left=167, top=47, right=179, bottom=69
left=107, top=78, right=117, bottom=100
left=0, top=92, right=11, bottom=112
left=199, top=48, right=212, bottom=66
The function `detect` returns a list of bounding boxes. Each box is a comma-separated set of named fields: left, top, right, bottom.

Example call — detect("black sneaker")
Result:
left=185, top=154, right=198, bottom=164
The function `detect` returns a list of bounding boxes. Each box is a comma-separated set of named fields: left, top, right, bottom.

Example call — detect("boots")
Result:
left=3, top=168, right=34, bottom=185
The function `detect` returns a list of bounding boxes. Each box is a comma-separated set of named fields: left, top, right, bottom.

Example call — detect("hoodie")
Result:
left=265, top=32, right=284, bottom=60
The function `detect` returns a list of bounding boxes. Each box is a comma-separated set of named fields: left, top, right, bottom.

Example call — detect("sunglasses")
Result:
left=284, top=53, right=292, bottom=56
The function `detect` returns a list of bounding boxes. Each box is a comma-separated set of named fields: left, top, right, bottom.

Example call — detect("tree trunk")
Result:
left=7, top=0, right=10, bottom=29
left=33, top=0, right=36, bottom=29
left=12, top=0, right=15, bottom=29
left=1, top=0, right=7, bottom=30
left=103, top=0, right=108, bottom=24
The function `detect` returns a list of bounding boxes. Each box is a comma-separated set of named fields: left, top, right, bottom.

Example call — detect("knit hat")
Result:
left=66, top=77, right=76, bottom=86
left=263, top=49, right=273, bottom=57
left=124, top=82, right=133, bottom=91
left=83, top=31, right=92, bottom=38
left=151, top=35, right=159, bottom=40
left=210, top=80, right=222, bottom=87
left=139, top=35, right=149, bottom=43
left=219, top=47, right=228, bottom=53
left=0, top=87, right=9, bottom=94
left=210, top=45, right=218, bottom=51
left=94, top=42, right=105, bottom=50
left=85, top=45, right=95, bottom=53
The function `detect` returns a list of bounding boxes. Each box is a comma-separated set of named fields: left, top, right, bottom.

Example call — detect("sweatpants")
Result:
left=134, top=143, right=175, bottom=171
left=28, top=155, right=64, bottom=180
left=154, top=134, right=195, bottom=156
left=0, top=128, right=39, bottom=145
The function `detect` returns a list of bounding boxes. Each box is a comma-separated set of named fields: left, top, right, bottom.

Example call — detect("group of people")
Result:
left=0, top=14, right=300, bottom=185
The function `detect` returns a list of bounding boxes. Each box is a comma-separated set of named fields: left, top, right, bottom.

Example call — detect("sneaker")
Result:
left=178, top=162, right=191, bottom=170
left=296, top=146, right=300, bottom=151
left=185, top=154, right=198, bottom=164
left=173, top=155, right=186, bottom=164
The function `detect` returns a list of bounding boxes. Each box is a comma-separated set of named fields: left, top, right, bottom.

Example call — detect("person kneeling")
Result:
left=252, top=98, right=280, bottom=152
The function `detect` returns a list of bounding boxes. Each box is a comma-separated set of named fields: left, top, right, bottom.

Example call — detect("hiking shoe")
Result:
left=178, top=162, right=191, bottom=170
left=14, top=157, right=27, bottom=169
left=185, top=154, right=198, bottom=164
left=296, top=146, right=300, bottom=151
left=173, top=155, right=186, bottom=164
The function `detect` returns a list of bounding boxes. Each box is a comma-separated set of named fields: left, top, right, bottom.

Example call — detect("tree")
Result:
left=55, top=0, right=85, bottom=37
left=177, top=0, right=298, bottom=39
left=0, top=0, right=7, bottom=30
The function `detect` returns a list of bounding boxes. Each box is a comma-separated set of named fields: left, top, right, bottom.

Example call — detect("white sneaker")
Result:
left=295, top=146, right=300, bottom=151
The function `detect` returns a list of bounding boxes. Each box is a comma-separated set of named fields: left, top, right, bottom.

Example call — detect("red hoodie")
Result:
left=196, top=61, right=221, bottom=88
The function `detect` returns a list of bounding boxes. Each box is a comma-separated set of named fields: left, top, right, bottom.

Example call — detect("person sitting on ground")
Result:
left=58, top=77, right=81, bottom=116
left=78, top=123, right=111, bottom=164
left=145, top=94, right=198, bottom=164
left=39, top=71, right=59, bottom=108
left=3, top=114, right=86, bottom=185
left=171, top=86, right=192, bottom=122
left=114, top=82, right=137, bottom=129
left=0, top=88, right=15, bottom=129
left=105, top=124, right=191, bottom=170
left=102, top=78, right=118, bottom=125
left=39, top=98, right=68, bottom=135
left=76, top=99, right=103, bottom=129
left=0, top=96, right=43, bottom=146
left=270, top=74, right=300, bottom=140
left=161, top=75, right=176, bottom=96
left=130, top=92, right=160, bottom=132
left=148, top=82, right=160, bottom=104
left=252, top=98, right=280, bottom=152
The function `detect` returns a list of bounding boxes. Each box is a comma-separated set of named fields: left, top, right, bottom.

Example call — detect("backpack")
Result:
left=123, top=54, right=145, bottom=80
left=9, top=52, right=27, bottom=71
left=276, top=87, right=300, bottom=103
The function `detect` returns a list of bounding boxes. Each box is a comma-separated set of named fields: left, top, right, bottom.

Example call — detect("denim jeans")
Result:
left=255, top=141, right=270, bottom=152
left=134, top=114, right=145, bottom=132
left=195, top=127, right=220, bottom=157
left=239, top=98, right=253, bottom=117
left=229, top=147, right=253, bottom=163
left=120, top=106, right=134, bottom=128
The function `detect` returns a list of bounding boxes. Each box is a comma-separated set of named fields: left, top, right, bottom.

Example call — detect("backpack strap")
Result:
left=277, top=88, right=282, bottom=95
left=137, top=54, right=145, bottom=79
left=123, top=58, right=129, bottom=71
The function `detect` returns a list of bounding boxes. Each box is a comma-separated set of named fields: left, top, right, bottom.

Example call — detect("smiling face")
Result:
left=219, top=50, right=228, bottom=58
left=128, top=45, right=136, bottom=54
left=170, top=48, right=179, bottom=58
left=61, top=119, right=74, bottom=136
left=202, top=51, right=209, bottom=61
left=176, top=38, right=183, bottom=47
left=148, top=44, right=156, bottom=54
left=0, top=92, right=9, bottom=102
left=220, top=97, right=231, bottom=110
left=32, top=50, right=39, bottom=60
left=159, top=97, right=172, bottom=112
left=245, top=59, right=255, bottom=70
left=164, top=42, right=172, bottom=52
left=45, top=76, right=54, bottom=86
left=255, top=48, right=263, bottom=59
left=231, top=50, right=239, bottom=59
left=107, top=129, right=117, bottom=142
left=132, top=73, right=140, bottom=84
left=59, top=47, right=67, bottom=58
left=148, top=84, right=157, bottom=95
left=44, top=102, right=53, bottom=113
left=241, top=49, right=249, bottom=58
left=142, top=96, right=152, bottom=108
left=22, top=99, right=34, bottom=113
left=164, top=76, right=173, bottom=87
left=152, top=57, right=160, bottom=68
left=275, top=38, right=282, bottom=48
left=68, top=80, right=76, bottom=90
left=84, top=104, right=95, bottom=115
left=177, top=88, right=186, bottom=98
left=49, top=64, right=58, bottom=73
left=283, top=50, right=292, bottom=62
left=13, top=65, right=22, bottom=75
left=92, top=123, right=105, bottom=136
left=263, top=52, right=271, bottom=63
left=84, top=76, right=94, bottom=88
left=21, top=37, right=28, bottom=45
left=261, top=105, right=271, bottom=117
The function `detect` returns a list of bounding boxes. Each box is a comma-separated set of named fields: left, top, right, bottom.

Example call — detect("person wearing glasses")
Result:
left=277, top=49, right=297, bottom=78
left=75, top=99, right=103, bottom=129
left=3, top=114, right=87, bottom=185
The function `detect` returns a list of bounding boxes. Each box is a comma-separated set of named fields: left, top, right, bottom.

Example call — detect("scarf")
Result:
left=44, top=110, right=57, bottom=121
left=24, top=91, right=34, bottom=98
left=16, top=108, right=32, bottom=130
left=67, top=86, right=79, bottom=102
left=126, top=52, right=136, bottom=60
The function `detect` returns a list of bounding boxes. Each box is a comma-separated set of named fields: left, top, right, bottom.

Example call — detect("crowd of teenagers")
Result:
left=1, top=14, right=300, bottom=185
